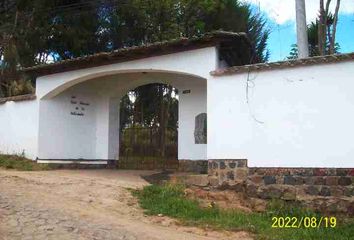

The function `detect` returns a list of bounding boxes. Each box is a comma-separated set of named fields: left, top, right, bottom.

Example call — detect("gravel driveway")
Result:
left=0, top=169, right=251, bottom=240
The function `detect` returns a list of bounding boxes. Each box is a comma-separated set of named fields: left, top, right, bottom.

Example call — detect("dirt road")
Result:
left=0, top=169, right=251, bottom=240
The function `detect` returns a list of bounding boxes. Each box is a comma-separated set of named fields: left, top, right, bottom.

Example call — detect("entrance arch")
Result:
left=37, top=70, right=207, bottom=165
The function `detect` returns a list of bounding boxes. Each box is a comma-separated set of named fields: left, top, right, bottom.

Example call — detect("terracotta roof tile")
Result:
left=23, top=31, right=249, bottom=77
left=211, top=52, right=354, bottom=76
left=0, top=94, right=36, bottom=104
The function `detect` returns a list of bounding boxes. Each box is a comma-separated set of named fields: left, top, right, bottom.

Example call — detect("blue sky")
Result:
left=244, top=0, right=354, bottom=62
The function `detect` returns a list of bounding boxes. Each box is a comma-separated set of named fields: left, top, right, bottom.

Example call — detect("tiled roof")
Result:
left=23, top=31, right=249, bottom=77
left=211, top=52, right=354, bottom=76
left=0, top=94, right=36, bottom=104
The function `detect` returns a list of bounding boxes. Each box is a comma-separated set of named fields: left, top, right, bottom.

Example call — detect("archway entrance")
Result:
left=118, top=83, right=179, bottom=170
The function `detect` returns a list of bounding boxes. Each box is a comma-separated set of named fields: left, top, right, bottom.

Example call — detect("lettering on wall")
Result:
left=70, top=96, right=90, bottom=117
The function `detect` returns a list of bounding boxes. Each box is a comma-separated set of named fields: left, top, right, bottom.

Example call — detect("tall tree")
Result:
left=318, top=0, right=341, bottom=55
left=288, top=15, right=340, bottom=59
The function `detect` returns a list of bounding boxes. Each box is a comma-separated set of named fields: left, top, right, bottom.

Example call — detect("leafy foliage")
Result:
left=288, top=15, right=340, bottom=59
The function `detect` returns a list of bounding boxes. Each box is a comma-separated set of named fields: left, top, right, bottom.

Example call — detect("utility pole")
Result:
left=295, top=0, right=309, bottom=58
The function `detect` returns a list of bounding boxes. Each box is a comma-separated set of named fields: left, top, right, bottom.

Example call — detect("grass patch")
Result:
left=0, top=154, right=51, bottom=171
left=133, top=184, right=354, bottom=240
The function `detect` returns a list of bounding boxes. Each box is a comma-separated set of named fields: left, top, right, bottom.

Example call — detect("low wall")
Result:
left=205, top=159, right=354, bottom=215
left=0, top=95, right=38, bottom=159
left=178, top=160, right=208, bottom=173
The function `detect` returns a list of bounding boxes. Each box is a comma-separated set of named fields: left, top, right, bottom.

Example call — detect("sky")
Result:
left=243, top=0, right=354, bottom=62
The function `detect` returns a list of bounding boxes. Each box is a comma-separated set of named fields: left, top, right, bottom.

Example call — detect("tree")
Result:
left=318, top=0, right=341, bottom=55
left=288, top=15, right=340, bottom=59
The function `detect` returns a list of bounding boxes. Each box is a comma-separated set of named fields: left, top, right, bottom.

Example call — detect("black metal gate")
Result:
left=118, top=127, right=178, bottom=170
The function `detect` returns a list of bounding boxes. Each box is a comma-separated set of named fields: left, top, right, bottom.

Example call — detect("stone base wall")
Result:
left=208, top=159, right=248, bottom=185
left=205, top=159, right=354, bottom=215
left=46, top=163, right=108, bottom=169
left=178, top=160, right=208, bottom=174
left=247, top=168, right=353, bottom=198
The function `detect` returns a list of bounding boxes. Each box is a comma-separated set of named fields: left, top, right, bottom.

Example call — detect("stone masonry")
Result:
left=178, top=160, right=208, bottom=174
left=204, top=159, right=354, bottom=215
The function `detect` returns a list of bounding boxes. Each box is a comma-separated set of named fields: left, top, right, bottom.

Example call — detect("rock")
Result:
left=208, top=176, right=219, bottom=187
left=185, top=175, right=209, bottom=187
left=263, top=176, right=276, bottom=185
left=246, top=184, right=258, bottom=198
left=336, top=169, right=349, bottom=176
left=283, top=176, right=303, bottom=185
left=325, top=176, right=338, bottom=186
left=235, top=168, right=248, bottom=181
left=319, top=186, right=331, bottom=196
left=219, top=161, right=226, bottom=170
left=281, top=187, right=297, bottom=200
left=226, top=171, right=234, bottom=180
left=258, top=186, right=282, bottom=199
left=229, top=181, right=245, bottom=192
left=193, top=189, right=209, bottom=199
left=314, top=168, right=327, bottom=176
left=304, top=177, right=315, bottom=185
left=338, top=177, right=352, bottom=186
left=250, top=198, right=266, bottom=212
left=249, top=175, right=263, bottom=184
left=342, top=187, right=352, bottom=197
left=314, top=177, right=325, bottom=185
left=161, top=219, right=171, bottom=227
left=183, top=188, right=194, bottom=197
left=228, top=162, right=236, bottom=168
left=330, top=186, right=344, bottom=197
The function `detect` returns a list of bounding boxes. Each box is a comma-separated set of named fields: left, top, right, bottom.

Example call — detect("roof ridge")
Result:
left=23, top=31, right=248, bottom=74
left=211, top=52, right=354, bottom=76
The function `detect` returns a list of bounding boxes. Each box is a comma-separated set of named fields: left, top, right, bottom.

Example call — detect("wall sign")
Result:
left=70, top=96, right=90, bottom=117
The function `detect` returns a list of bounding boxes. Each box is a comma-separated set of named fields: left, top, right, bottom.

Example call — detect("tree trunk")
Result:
left=318, top=0, right=332, bottom=55
left=330, top=0, right=340, bottom=54
left=318, top=0, right=325, bottom=55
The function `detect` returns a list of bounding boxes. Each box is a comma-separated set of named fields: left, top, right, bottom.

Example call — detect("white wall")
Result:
left=178, top=79, right=207, bottom=160
left=37, top=72, right=208, bottom=161
left=36, top=47, right=217, bottom=99
left=38, top=84, right=97, bottom=159
left=208, top=61, right=354, bottom=168
left=0, top=99, right=38, bottom=159
left=36, top=47, right=216, bottom=161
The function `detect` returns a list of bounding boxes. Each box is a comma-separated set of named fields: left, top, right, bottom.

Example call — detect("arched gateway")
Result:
left=19, top=31, right=250, bottom=172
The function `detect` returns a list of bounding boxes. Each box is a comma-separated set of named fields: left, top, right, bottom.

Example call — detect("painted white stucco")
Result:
left=2, top=44, right=354, bottom=168
left=36, top=47, right=217, bottom=99
left=36, top=47, right=216, bottom=161
left=37, top=72, right=207, bottom=161
left=0, top=99, right=38, bottom=159
left=208, top=61, right=354, bottom=168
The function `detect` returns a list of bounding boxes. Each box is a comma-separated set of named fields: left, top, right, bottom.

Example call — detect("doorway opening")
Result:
left=118, top=83, right=179, bottom=170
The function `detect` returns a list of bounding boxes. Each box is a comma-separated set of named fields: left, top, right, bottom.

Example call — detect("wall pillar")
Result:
left=108, top=97, right=120, bottom=160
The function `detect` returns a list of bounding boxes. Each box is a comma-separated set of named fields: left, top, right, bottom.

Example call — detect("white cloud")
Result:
left=243, top=0, right=354, bottom=24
